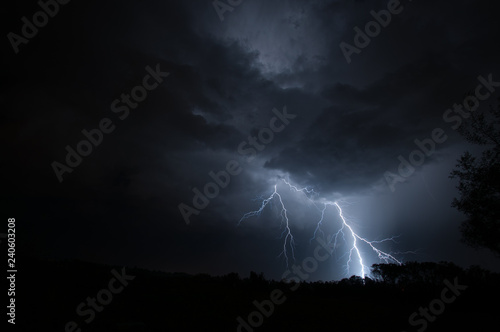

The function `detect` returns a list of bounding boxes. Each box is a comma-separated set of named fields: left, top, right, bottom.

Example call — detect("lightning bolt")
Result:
left=328, top=201, right=401, bottom=278
left=238, top=178, right=407, bottom=278
left=239, top=184, right=296, bottom=267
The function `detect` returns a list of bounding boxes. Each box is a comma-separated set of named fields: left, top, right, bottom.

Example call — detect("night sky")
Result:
left=3, top=0, right=500, bottom=282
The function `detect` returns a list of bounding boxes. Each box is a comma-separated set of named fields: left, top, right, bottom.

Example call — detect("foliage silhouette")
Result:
left=450, top=97, right=500, bottom=256
left=16, top=257, right=500, bottom=331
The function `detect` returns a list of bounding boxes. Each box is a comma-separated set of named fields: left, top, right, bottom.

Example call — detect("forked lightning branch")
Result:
left=239, top=179, right=407, bottom=278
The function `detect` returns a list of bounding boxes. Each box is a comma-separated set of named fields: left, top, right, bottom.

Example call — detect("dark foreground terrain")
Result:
left=13, top=257, right=500, bottom=331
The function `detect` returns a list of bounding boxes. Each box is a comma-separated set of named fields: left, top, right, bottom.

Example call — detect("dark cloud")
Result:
left=2, top=0, right=500, bottom=281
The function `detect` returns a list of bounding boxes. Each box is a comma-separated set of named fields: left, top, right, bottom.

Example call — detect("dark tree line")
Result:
left=370, top=261, right=495, bottom=287
left=17, top=256, right=500, bottom=332
left=450, top=97, right=500, bottom=256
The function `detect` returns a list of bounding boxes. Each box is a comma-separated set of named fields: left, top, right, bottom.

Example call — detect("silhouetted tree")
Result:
left=371, top=263, right=401, bottom=285
left=349, top=275, right=364, bottom=286
left=249, top=271, right=266, bottom=285
left=450, top=97, right=500, bottom=257
left=363, top=276, right=375, bottom=286
left=371, top=262, right=463, bottom=287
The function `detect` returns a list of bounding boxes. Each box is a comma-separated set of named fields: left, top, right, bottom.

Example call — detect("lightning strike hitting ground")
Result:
left=238, top=178, right=405, bottom=278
